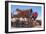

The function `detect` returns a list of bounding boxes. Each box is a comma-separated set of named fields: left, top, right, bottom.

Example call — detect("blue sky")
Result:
left=11, top=5, right=42, bottom=16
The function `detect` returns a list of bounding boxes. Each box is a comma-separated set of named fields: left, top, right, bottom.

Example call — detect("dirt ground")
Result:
left=11, top=20, right=41, bottom=28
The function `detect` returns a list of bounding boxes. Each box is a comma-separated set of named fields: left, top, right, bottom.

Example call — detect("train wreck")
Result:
left=11, top=8, right=41, bottom=28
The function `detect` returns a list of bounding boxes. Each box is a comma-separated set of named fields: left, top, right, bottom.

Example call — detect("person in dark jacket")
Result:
left=32, top=12, right=38, bottom=20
